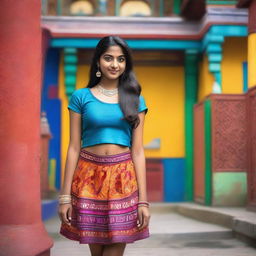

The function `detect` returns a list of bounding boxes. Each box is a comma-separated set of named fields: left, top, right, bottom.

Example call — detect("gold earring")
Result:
left=96, top=65, right=101, bottom=77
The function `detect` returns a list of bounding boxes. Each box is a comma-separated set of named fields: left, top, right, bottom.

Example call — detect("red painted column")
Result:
left=0, top=1, right=53, bottom=256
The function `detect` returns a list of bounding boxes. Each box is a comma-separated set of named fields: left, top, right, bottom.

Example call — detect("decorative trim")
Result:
left=52, top=38, right=201, bottom=50
left=207, top=0, right=238, bottom=4
left=204, top=99, right=212, bottom=206
left=201, top=25, right=248, bottom=93
left=201, top=24, right=248, bottom=93
left=63, top=48, right=78, bottom=100
left=209, top=25, right=248, bottom=36
left=203, top=26, right=227, bottom=93
left=41, top=10, right=248, bottom=39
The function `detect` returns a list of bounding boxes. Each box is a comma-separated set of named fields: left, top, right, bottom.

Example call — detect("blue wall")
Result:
left=41, top=48, right=61, bottom=190
left=163, top=158, right=185, bottom=202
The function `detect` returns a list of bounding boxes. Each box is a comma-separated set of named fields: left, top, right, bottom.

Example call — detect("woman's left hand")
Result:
left=137, top=206, right=151, bottom=230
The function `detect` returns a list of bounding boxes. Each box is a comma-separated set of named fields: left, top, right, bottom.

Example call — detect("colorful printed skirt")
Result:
left=59, top=148, right=150, bottom=244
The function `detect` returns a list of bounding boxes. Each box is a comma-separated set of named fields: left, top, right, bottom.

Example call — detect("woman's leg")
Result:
left=102, top=243, right=126, bottom=256
left=88, top=244, right=105, bottom=256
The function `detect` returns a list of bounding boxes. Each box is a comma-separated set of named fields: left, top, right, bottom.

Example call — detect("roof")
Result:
left=41, top=7, right=248, bottom=40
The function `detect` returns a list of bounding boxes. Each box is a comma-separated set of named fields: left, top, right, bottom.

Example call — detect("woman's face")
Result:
left=98, top=45, right=126, bottom=81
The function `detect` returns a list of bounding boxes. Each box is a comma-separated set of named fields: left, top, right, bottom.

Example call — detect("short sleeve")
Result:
left=68, top=90, right=82, bottom=114
left=138, top=95, right=148, bottom=115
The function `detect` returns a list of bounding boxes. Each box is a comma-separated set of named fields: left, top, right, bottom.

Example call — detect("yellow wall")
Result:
left=198, top=54, right=214, bottom=101
left=222, top=37, right=247, bottom=93
left=198, top=37, right=247, bottom=102
left=135, top=66, right=184, bottom=158
left=248, top=33, right=256, bottom=88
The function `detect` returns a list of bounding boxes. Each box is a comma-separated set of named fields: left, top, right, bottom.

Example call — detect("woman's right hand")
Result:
left=58, top=203, right=72, bottom=225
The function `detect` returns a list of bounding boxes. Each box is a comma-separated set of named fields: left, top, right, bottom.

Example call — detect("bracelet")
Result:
left=138, top=204, right=149, bottom=208
left=59, top=201, right=72, bottom=205
left=137, top=201, right=150, bottom=208
left=58, top=194, right=72, bottom=205
left=138, top=201, right=149, bottom=205
left=58, top=194, right=71, bottom=198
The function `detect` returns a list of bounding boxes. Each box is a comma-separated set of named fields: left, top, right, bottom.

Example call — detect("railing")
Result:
left=41, top=0, right=177, bottom=17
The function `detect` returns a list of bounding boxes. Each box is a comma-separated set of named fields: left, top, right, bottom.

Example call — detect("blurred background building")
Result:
left=40, top=0, right=256, bottom=219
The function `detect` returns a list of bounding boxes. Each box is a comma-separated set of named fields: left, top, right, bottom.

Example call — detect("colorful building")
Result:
left=3, top=1, right=256, bottom=255
left=41, top=0, right=256, bottom=209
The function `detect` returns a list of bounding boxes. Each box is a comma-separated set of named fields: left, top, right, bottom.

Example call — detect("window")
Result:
left=120, top=1, right=151, bottom=17
left=70, top=0, right=94, bottom=16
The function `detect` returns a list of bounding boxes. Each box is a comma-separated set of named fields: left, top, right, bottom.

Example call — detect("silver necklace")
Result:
left=97, top=84, right=118, bottom=97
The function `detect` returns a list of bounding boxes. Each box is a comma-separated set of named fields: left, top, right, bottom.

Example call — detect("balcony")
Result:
left=41, top=0, right=177, bottom=17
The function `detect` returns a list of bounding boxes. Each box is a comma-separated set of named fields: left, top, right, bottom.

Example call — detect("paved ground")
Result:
left=43, top=204, right=256, bottom=256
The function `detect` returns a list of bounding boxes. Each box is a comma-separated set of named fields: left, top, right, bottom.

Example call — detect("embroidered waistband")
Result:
left=80, top=148, right=132, bottom=164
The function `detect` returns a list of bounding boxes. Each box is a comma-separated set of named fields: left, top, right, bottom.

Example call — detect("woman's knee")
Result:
left=88, top=243, right=104, bottom=256
left=102, top=243, right=126, bottom=256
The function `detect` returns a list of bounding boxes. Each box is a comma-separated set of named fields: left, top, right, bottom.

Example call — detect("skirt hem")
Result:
left=60, top=228, right=150, bottom=244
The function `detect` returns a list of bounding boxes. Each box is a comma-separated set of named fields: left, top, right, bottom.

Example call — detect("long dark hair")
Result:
left=86, top=35, right=142, bottom=129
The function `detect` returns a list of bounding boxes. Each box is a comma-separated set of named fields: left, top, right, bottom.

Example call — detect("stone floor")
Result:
left=43, top=204, right=256, bottom=256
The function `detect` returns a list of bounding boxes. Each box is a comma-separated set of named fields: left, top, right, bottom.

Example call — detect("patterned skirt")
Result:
left=59, top=148, right=150, bottom=244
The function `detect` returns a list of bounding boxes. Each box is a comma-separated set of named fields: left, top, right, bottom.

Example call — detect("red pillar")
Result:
left=0, top=1, right=53, bottom=256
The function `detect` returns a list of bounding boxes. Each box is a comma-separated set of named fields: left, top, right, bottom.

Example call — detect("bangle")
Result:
left=59, top=201, right=72, bottom=205
left=58, top=194, right=71, bottom=197
left=138, top=204, right=149, bottom=208
left=137, top=201, right=150, bottom=208
left=138, top=201, right=149, bottom=205
left=58, top=194, right=72, bottom=205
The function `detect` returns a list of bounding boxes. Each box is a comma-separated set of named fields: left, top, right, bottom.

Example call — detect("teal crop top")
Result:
left=67, top=87, right=148, bottom=148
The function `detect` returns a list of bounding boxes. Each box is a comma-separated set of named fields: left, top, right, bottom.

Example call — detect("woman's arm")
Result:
left=60, top=110, right=82, bottom=195
left=131, top=111, right=147, bottom=202
left=131, top=111, right=150, bottom=230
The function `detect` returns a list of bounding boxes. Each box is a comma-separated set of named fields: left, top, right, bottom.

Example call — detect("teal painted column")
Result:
left=184, top=49, right=199, bottom=201
left=64, top=48, right=78, bottom=100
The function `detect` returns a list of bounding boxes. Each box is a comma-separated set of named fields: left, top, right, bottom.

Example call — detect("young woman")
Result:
left=58, top=35, right=150, bottom=256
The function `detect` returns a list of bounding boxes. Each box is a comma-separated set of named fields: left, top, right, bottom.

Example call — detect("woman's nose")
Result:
left=111, top=59, right=118, bottom=68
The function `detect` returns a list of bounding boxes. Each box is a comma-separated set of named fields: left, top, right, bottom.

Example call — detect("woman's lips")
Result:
left=109, top=70, right=119, bottom=74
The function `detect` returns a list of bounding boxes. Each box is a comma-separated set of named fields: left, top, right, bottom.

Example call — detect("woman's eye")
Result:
left=119, top=57, right=125, bottom=62
left=104, top=56, right=112, bottom=61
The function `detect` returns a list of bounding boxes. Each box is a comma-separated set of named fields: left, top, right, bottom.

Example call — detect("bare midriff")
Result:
left=82, top=144, right=130, bottom=156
